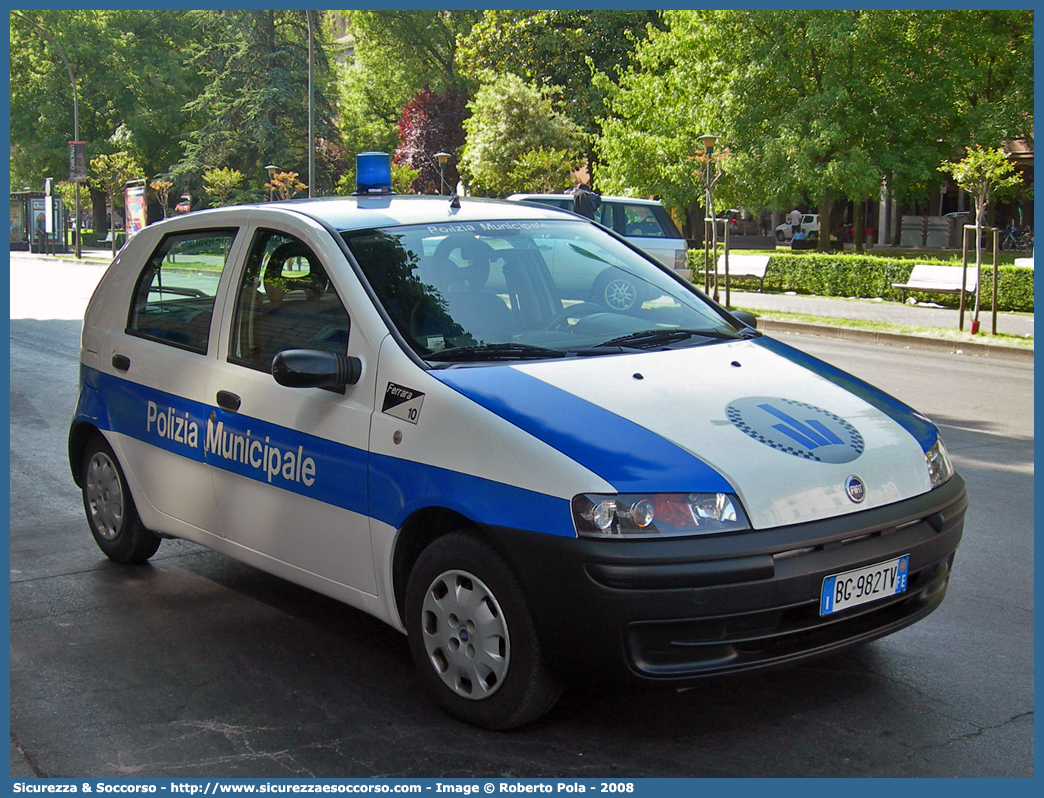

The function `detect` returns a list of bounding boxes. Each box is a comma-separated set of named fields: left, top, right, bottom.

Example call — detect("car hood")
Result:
left=432, top=337, right=937, bottom=530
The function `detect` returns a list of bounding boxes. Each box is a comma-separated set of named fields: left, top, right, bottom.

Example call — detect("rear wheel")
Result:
left=775, top=230, right=786, bottom=242
left=81, top=434, right=161, bottom=564
left=405, top=531, right=562, bottom=729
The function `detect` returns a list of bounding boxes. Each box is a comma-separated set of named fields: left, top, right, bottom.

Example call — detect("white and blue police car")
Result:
left=70, top=154, right=966, bottom=729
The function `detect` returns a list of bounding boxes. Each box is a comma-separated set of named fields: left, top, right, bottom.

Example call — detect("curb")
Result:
left=759, top=319, right=1033, bottom=363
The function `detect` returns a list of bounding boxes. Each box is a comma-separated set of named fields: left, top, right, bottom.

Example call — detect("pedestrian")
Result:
left=789, top=207, right=802, bottom=237
left=571, top=178, right=600, bottom=220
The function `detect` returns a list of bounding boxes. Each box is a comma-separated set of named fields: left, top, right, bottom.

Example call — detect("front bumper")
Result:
left=485, top=474, right=967, bottom=686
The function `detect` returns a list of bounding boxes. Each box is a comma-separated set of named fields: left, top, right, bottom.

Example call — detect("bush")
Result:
left=690, top=251, right=1034, bottom=312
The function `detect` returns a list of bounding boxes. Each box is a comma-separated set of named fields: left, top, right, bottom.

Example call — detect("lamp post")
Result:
left=434, top=152, right=451, bottom=195
left=12, top=11, right=82, bottom=259
left=265, top=165, right=279, bottom=202
left=698, top=134, right=721, bottom=301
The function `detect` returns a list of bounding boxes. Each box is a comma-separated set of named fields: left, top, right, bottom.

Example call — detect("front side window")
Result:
left=344, top=220, right=749, bottom=364
left=127, top=229, right=237, bottom=354
left=229, top=230, right=351, bottom=373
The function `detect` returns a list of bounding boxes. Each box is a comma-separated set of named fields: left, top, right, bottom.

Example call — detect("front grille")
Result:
left=626, top=557, right=952, bottom=678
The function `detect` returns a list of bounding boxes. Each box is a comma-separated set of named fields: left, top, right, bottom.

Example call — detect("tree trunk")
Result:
left=816, top=191, right=833, bottom=252
left=853, top=199, right=865, bottom=253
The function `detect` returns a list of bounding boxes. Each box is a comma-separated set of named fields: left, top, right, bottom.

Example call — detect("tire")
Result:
left=405, top=531, right=562, bottom=729
left=592, top=269, right=640, bottom=312
left=808, top=231, right=818, bottom=242
left=775, top=230, right=786, bottom=242
left=81, top=434, right=161, bottom=564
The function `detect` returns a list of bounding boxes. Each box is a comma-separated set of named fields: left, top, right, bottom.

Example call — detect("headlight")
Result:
left=572, top=492, right=750, bottom=539
left=925, top=437, right=954, bottom=488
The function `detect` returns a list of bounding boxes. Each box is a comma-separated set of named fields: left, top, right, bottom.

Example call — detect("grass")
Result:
left=742, top=307, right=1034, bottom=348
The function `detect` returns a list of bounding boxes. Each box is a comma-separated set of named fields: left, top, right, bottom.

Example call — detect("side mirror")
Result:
left=272, top=349, right=362, bottom=391
left=731, top=310, right=758, bottom=330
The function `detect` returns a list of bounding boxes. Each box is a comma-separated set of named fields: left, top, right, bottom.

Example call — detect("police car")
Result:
left=70, top=154, right=966, bottom=729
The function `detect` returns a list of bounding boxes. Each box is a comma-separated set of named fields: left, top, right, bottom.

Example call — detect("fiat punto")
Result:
left=70, top=158, right=966, bottom=729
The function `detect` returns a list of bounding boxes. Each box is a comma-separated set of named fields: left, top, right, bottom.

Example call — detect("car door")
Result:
left=103, top=226, right=241, bottom=537
left=205, top=219, right=380, bottom=593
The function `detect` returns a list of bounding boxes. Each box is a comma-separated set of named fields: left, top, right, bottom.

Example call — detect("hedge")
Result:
left=688, top=251, right=1034, bottom=313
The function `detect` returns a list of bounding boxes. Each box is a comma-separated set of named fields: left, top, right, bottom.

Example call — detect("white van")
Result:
left=70, top=163, right=966, bottom=729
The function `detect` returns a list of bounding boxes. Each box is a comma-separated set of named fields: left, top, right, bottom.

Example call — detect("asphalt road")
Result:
left=8, top=257, right=1034, bottom=778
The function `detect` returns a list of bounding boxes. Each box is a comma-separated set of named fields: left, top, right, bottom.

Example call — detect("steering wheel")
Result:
left=431, top=233, right=496, bottom=290
left=543, top=302, right=606, bottom=332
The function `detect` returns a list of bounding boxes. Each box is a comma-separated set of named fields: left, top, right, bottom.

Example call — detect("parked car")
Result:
left=70, top=160, right=966, bottom=729
left=507, top=193, right=687, bottom=271
left=776, top=213, right=819, bottom=241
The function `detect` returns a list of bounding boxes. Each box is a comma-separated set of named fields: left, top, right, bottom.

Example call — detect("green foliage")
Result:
left=202, top=168, right=244, bottom=207
left=336, top=11, right=480, bottom=157
left=457, top=11, right=661, bottom=151
left=460, top=74, right=583, bottom=196
left=695, top=251, right=1034, bottom=312
left=89, top=152, right=142, bottom=214
left=177, top=11, right=339, bottom=193
left=939, top=145, right=1023, bottom=228
left=598, top=10, right=1033, bottom=233
left=9, top=10, right=202, bottom=186
left=507, top=149, right=576, bottom=195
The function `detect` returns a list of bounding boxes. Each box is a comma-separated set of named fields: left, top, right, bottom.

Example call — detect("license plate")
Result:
left=820, top=554, right=910, bottom=616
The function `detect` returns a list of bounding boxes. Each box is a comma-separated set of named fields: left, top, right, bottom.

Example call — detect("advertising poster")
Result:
left=125, top=183, right=147, bottom=237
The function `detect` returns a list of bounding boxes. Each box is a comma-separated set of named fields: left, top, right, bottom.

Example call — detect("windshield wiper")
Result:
left=596, top=327, right=747, bottom=349
left=426, top=342, right=568, bottom=362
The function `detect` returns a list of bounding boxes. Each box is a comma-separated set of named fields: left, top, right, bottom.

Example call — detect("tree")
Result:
left=10, top=10, right=201, bottom=190
left=150, top=179, right=174, bottom=219
left=89, top=151, right=142, bottom=254
left=336, top=11, right=480, bottom=156
left=507, top=149, right=576, bottom=195
left=177, top=11, right=340, bottom=195
left=202, top=168, right=244, bottom=207
left=266, top=171, right=307, bottom=201
left=394, top=86, right=468, bottom=194
left=460, top=74, right=583, bottom=197
left=456, top=10, right=662, bottom=158
left=939, top=146, right=1022, bottom=329
left=597, top=10, right=1033, bottom=248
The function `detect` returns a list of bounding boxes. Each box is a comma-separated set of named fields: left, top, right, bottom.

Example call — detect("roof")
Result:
left=507, top=193, right=665, bottom=207
left=271, top=194, right=575, bottom=232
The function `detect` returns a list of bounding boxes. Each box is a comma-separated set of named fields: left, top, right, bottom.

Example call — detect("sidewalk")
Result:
left=722, top=290, right=1032, bottom=362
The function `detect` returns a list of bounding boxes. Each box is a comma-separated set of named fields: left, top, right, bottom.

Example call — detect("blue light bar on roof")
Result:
left=356, top=151, right=393, bottom=194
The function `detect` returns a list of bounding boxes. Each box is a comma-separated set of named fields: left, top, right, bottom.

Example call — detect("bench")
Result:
left=891, top=264, right=978, bottom=303
left=716, top=254, right=770, bottom=292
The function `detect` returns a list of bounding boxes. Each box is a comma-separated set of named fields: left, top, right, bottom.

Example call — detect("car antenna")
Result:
left=448, top=191, right=461, bottom=210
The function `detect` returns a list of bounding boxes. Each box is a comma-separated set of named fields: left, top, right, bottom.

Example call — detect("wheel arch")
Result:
left=391, top=506, right=507, bottom=625
left=69, top=421, right=102, bottom=487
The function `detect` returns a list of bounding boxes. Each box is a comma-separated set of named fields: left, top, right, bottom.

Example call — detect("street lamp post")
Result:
left=265, top=165, right=279, bottom=202
left=434, top=152, right=451, bottom=195
left=699, top=134, right=721, bottom=301
left=12, top=11, right=82, bottom=259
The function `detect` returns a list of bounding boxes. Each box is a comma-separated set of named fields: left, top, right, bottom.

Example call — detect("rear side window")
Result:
left=127, top=229, right=237, bottom=354
left=621, top=204, right=667, bottom=238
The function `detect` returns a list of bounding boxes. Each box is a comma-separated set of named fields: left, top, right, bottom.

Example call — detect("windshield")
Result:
left=343, top=220, right=750, bottom=363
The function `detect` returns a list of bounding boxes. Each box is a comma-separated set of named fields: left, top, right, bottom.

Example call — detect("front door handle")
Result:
left=112, top=354, right=131, bottom=371
left=216, top=390, right=241, bottom=413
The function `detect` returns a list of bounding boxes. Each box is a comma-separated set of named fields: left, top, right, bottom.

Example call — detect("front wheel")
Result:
left=405, top=532, right=562, bottom=729
left=775, top=230, right=786, bottom=242
left=81, top=434, right=161, bottom=564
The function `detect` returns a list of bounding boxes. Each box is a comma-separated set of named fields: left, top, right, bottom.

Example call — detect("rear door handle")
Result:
left=112, top=354, right=131, bottom=371
left=216, top=390, right=241, bottom=413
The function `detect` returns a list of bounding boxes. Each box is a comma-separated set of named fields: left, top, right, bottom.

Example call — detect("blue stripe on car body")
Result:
left=431, top=365, right=735, bottom=494
left=74, top=367, right=576, bottom=537
left=752, top=337, right=939, bottom=451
